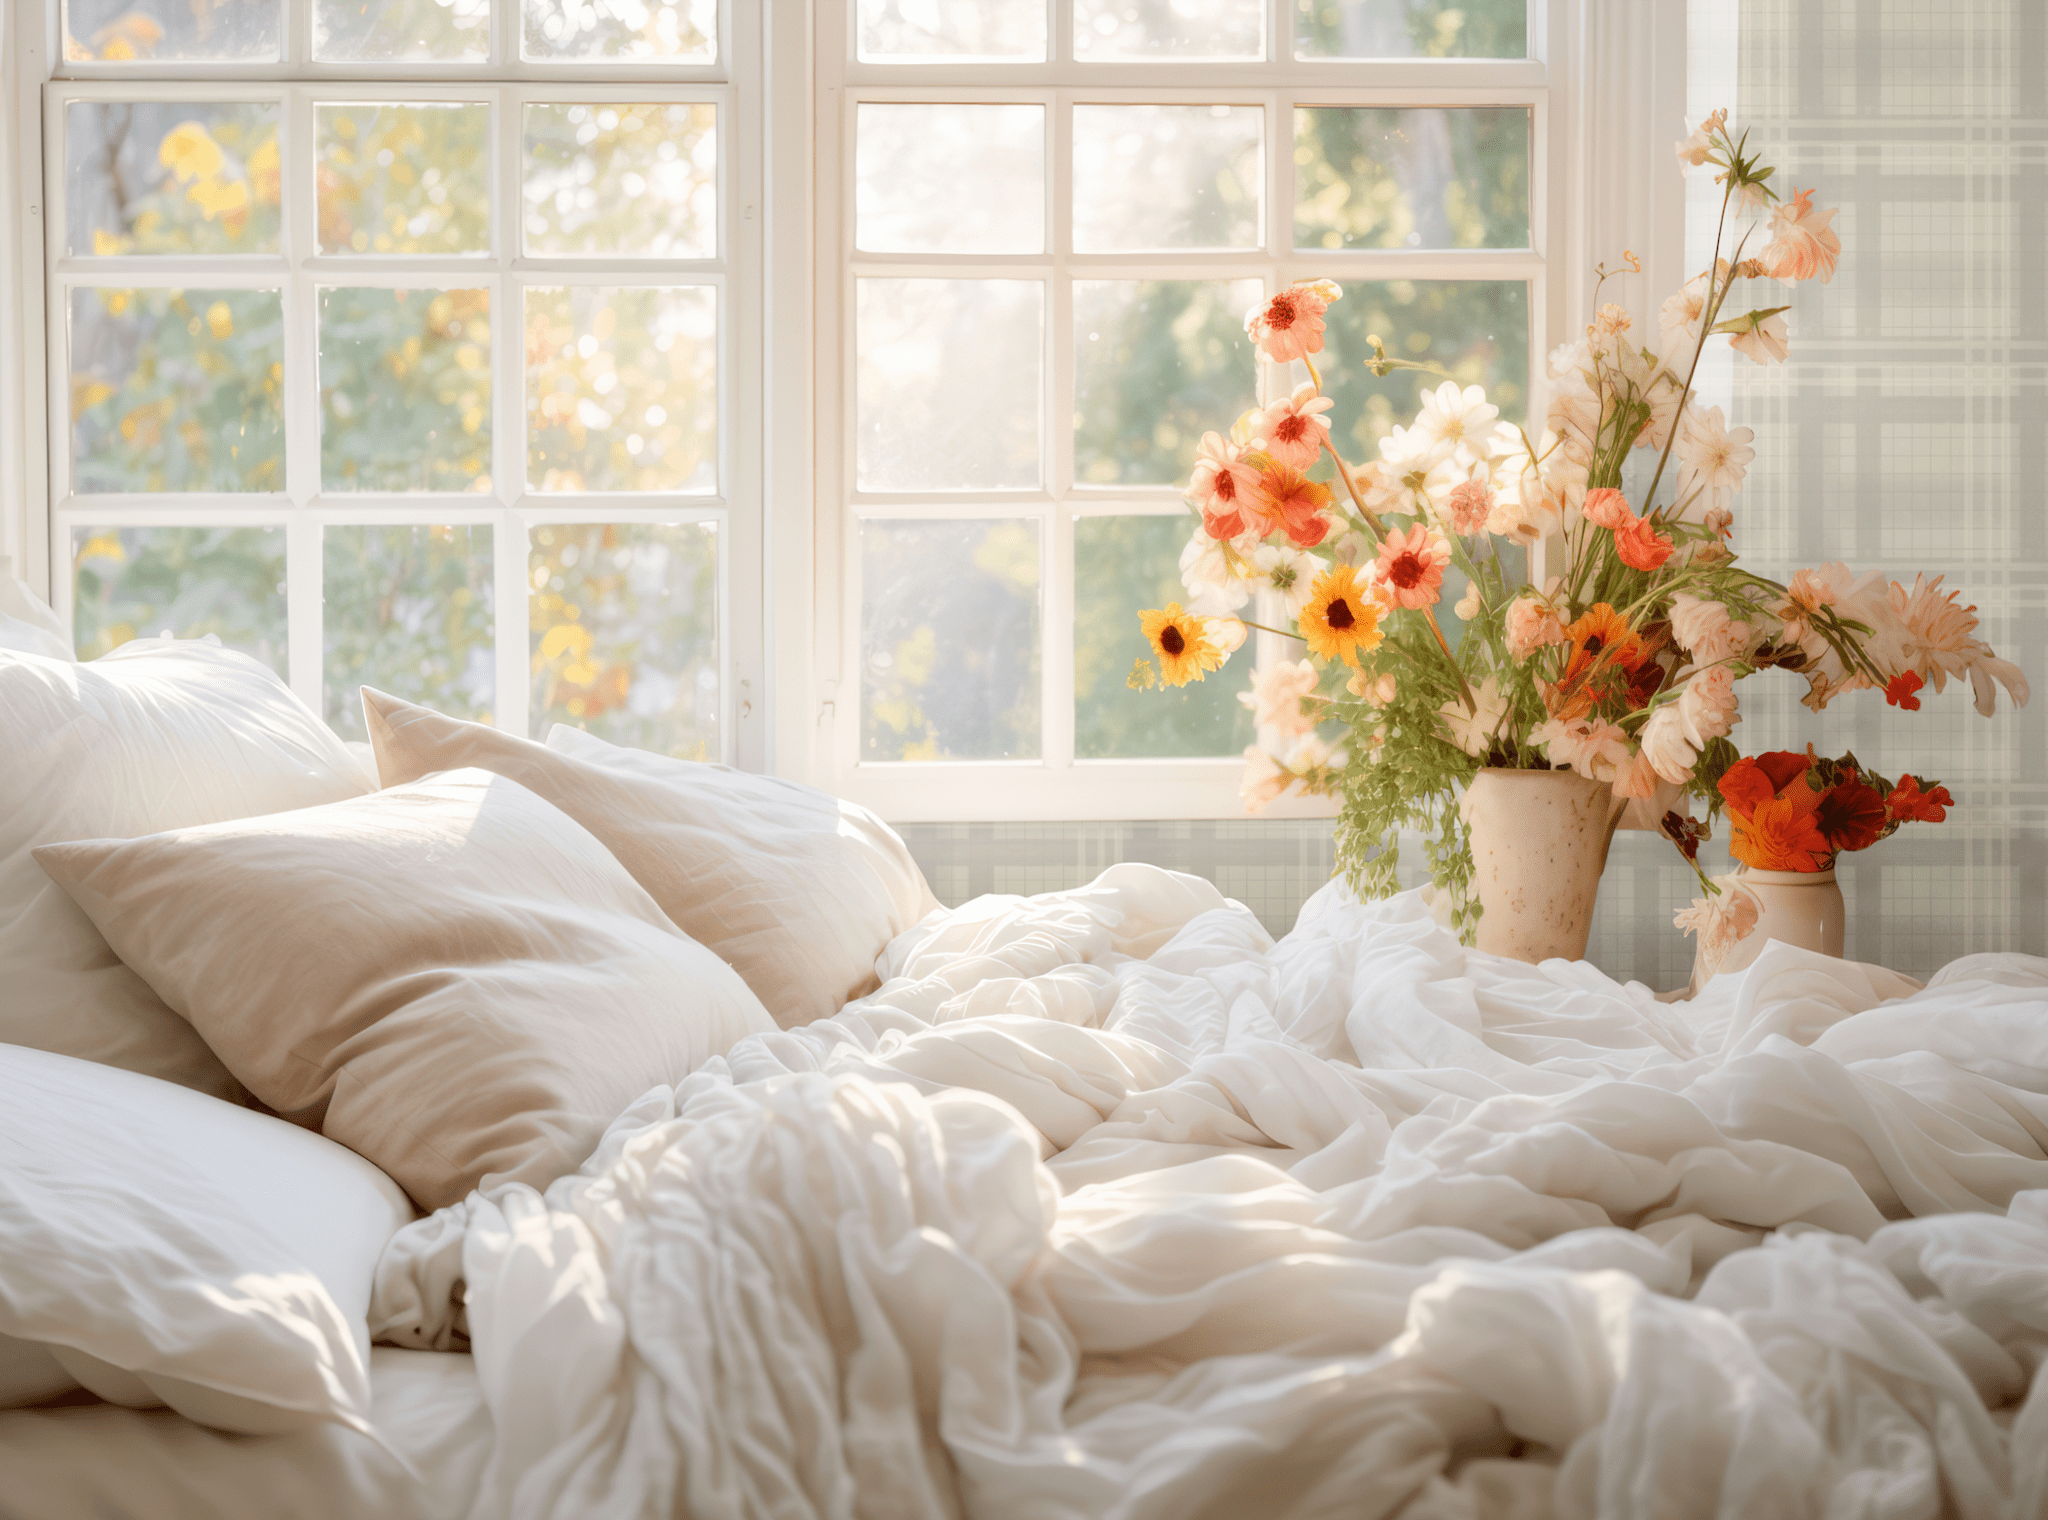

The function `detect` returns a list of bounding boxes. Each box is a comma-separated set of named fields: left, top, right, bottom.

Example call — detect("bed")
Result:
left=8, top=578, right=2048, bottom=1520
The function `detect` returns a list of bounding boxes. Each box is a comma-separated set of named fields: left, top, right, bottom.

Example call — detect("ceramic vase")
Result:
left=1461, top=767, right=1626, bottom=964
left=1696, top=866, right=1846, bottom=982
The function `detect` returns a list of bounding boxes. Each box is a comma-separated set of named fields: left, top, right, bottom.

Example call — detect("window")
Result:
left=815, top=0, right=1563, bottom=820
left=33, top=0, right=763, bottom=764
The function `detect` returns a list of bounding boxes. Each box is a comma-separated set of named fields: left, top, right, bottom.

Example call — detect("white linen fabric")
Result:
left=0, top=567, right=72, bottom=660
left=0, top=1348, right=491, bottom=1520
left=373, top=866, right=2048, bottom=1519
left=0, top=1044, right=413, bottom=1434
left=0, top=637, right=371, bottom=1099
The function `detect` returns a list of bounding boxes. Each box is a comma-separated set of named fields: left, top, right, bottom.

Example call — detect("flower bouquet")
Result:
left=1669, top=749, right=1954, bottom=975
left=1131, top=109, right=2028, bottom=950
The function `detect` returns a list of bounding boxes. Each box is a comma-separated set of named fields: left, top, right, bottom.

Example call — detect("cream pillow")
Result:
left=0, top=565, right=72, bottom=660
left=0, top=1043, right=412, bottom=1434
left=35, top=769, right=777, bottom=1210
left=359, top=688, right=940, bottom=1027
left=1, top=639, right=372, bottom=1100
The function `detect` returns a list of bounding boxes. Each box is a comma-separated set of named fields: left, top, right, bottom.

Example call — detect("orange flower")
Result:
left=1884, top=670, right=1924, bottom=710
left=1716, top=756, right=1778, bottom=818
left=1297, top=563, right=1385, bottom=668
left=1730, top=792, right=1831, bottom=871
left=1562, top=603, right=1644, bottom=686
left=1245, top=281, right=1337, bottom=364
left=1886, top=775, right=1953, bottom=825
left=1249, top=466, right=1335, bottom=548
left=1613, top=514, right=1676, bottom=571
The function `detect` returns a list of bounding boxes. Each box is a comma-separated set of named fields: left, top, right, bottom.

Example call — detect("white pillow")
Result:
left=0, top=565, right=72, bottom=661
left=0, top=638, right=370, bottom=1099
left=0, top=1044, right=413, bottom=1434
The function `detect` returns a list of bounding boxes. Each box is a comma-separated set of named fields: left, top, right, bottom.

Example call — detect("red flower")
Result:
left=1753, top=750, right=1813, bottom=794
left=1814, top=779, right=1887, bottom=853
left=1886, top=775, right=1954, bottom=825
left=1885, top=670, right=1924, bottom=710
left=1626, top=659, right=1665, bottom=710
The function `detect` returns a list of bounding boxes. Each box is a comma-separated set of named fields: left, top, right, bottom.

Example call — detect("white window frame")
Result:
left=10, top=0, right=770, bottom=768
left=806, top=0, right=1605, bottom=822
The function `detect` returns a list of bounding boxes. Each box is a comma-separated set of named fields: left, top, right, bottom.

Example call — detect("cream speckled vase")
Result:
left=1461, top=768, right=1626, bottom=964
left=1700, top=866, right=1845, bottom=981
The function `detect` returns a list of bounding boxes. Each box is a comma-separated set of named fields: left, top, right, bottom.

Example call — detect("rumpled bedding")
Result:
left=372, top=863, right=2048, bottom=1519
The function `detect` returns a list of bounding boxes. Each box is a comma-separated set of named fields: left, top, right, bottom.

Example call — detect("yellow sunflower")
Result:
left=1138, top=603, right=1224, bottom=687
left=1298, top=563, right=1385, bottom=668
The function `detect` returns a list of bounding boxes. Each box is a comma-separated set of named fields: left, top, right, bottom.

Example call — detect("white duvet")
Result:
left=373, top=865, right=2048, bottom=1519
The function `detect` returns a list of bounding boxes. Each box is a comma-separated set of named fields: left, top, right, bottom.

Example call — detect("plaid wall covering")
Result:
left=905, top=0, right=2048, bottom=989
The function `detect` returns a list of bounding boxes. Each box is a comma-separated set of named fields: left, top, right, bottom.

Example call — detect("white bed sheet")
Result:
left=0, top=1348, right=489, bottom=1520
left=367, top=866, right=2048, bottom=1520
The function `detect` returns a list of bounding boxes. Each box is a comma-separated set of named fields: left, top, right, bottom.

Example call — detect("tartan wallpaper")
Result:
left=905, top=0, right=2048, bottom=989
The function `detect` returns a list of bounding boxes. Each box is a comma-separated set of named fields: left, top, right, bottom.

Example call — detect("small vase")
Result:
left=1697, top=866, right=1846, bottom=982
left=1461, top=767, right=1626, bottom=964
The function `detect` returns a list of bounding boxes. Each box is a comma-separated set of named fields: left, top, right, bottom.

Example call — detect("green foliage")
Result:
left=71, top=287, right=284, bottom=494
left=1314, top=281, right=1529, bottom=464
left=1295, top=107, right=1530, bottom=252
left=1074, top=280, right=1260, bottom=486
left=319, top=286, right=492, bottom=492
left=1075, top=514, right=1253, bottom=758
left=324, top=525, right=495, bottom=738
left=862, top=520, right=1040, bottom=761
left=531, top=522, right=719, bottom=760
left=1294, top=0, right=1527, bottom=58
left=317, top=103, right=489, bottom=255
left=71, top=526, right=286, bottom=673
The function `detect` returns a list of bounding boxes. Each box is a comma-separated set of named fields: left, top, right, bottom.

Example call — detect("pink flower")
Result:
left=1244, top=282, right=1335, bottom=364
left=1759, top=188, right=1841, bottom=284
left=1613, top=514, right=1676, bottom=571
left=1371, top=523, right=1451, bottom=609
left=1674, top=877, right=1760, bottom=978
left=1240, top=745, right=1294, bottom=813
left=1675, top=108, right=1726, bottom=167
left=1530, top=715, right=1633, bottom=783
left=1238, top=657, right=1321, bottom=737
left=1727, top=311, right=1790, bottom=365
left=1504, top=593, right=1566, bottom=660
left=1187, top=431, right=1260, bottom=540
left=1252, top=383, right=1335, bottom=471
left=1611, top=748, right=1663, bottom=801
left=1582, top=487, right=1633, bottom=529
left=1440, top=478, right=1492, bottom=535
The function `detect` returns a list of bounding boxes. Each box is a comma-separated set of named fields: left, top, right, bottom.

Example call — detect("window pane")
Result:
left=861, top=519, right=1040, bottom=761
left=1074, top=0, right=1262, bottom=59
left=524, top=286, right=717, bottom=493
left=315, top=0, right=489, bottom=60
left=531, top=522, right=717, bottom=760
left=1307, top=280, right=1529, bottom=461
left=1294, top=107, right=1531, bottom=251
left=1075, top=515, right=1252, bottom=758
left=1075, top=278, right=1262, bottom=487
left=857, top=0, right=1045, bottom=61
left=324, top=524, right=495, bottom=737
left=317, top=103, right=491, bottom=257
left=524, top=0, right=715, bottom=62
left=63, top=0, right=279, bottom=61
left=66, top=103, right=280, bottom=257
left=856, top=104, right=1045, bottom=256
left=1073, top=105, right=1262, bottom=253
left=70, top=288, right=285, bottom=495
left=319, top=288, right=491, bottom=493
left=1296, top=0, right=1526, bottom=58
left=856, top=280, right=1043, bottom=492
left=71, top=526, right=287, bottom=672
left=523, top=103, right=717, bottom=260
